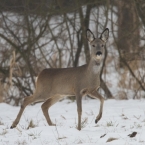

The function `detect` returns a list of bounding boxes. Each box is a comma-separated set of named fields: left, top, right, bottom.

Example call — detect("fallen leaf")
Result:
left=128, top=132, right=137, bottom=138
left=106, top=137, right=118, bottom=142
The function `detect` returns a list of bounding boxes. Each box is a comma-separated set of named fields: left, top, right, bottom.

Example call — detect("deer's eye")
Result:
left=102, top=45, right=104, bottom=47
left=92, top=45, right=95, bottom=47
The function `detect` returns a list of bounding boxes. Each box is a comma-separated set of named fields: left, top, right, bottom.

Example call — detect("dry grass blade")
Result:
left=81, top=117, right=88, bottom=129
left=134, top=115, right=141, bottom=119
left=106, top=121, right=114, bottom=127
left=106, top=137, right=118, bottom=142
left=27, top=120, right=37, bottom=129
left=75, top=117, right=88, bottom=129
left=100, top=134, right=106, bottom=138
left=61, top=115, right=66, bottom=120
left=0, top=129, right=7, bottom=136
left=58, top=136, right=67, bottom=140
left=16, top=126, right=22, bottom=133
left=15, top=139, right=27, bottom=145
left=0, top=119, right=4, bottom=125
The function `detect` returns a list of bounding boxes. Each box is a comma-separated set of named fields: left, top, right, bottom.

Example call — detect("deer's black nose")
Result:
left=96, top=51, right=102, bottom=56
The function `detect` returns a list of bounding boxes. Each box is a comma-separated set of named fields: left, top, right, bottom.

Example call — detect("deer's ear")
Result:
left=100, top=28, right=109, bottom=42
left=86, top=29, right=95, bottom=42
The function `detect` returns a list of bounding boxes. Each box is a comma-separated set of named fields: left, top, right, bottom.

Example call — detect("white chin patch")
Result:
left=96, top=54, right=102, bottom=60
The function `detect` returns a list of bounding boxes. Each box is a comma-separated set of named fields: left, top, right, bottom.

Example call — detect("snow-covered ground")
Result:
left=0, top=99, right=145, bottom=145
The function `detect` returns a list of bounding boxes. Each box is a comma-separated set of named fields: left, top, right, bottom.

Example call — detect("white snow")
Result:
left=0, top=99, right=145, bottom=145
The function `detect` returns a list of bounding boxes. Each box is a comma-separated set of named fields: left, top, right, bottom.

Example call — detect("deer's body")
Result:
left=36, top=63, right=100, bottom=98
left=11, top=28, right=109, bottom=130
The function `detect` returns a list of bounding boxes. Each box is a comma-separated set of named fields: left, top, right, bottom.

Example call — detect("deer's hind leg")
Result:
left=10, top=95, right=34, bottom=129
left=76, top=93, right=82, bottom=131
left=88, top=90, right=104, bottom=124
left=41, top=95, right=60, bottom=126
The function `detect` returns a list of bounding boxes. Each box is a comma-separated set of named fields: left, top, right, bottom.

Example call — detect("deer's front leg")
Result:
left=76, top=94, right=82, bottom=131
left=88, top=90, right=104, bottom=124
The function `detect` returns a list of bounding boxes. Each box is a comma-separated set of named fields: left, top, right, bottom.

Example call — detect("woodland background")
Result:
left=0, top=0, right=145, bottom=105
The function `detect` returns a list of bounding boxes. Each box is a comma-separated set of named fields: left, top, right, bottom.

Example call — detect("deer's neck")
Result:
left=87, top=59, right=103, bottom=74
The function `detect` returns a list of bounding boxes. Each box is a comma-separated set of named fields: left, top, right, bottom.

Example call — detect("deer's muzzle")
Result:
left=96, top=51, right=102, bottom=60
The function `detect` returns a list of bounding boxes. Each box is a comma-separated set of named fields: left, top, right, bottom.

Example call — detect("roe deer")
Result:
left=10, top=28, right=109, bottom=130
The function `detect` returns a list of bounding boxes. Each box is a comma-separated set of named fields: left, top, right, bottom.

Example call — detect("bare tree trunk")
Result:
left=117, top=0, right=141, bottom=99
left=78, top=2, right=92, bottom=63
left=134, top=0, right=145, bottom=27
left=118, top=0, right=140, bottom=66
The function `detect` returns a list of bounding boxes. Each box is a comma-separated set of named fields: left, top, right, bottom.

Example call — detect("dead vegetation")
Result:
left=27, top=120, right=38, bottom=130
left=0, top=0, right=144, bottom=105
left=75, top=117, right=88, bottom=129
left=106, top=137, right=118, bottom=142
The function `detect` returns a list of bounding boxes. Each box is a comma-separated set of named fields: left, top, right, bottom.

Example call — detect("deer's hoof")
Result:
left=78, top=127, right=81, bottom=131
left=10, top=123, right=16, bottom=129
left=10, top=125, right=14, bottom=129
left=95, top=119, right=98, bottom=124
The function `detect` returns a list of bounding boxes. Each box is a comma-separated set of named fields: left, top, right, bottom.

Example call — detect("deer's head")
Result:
left=86, top=28, right=109, bottom=64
